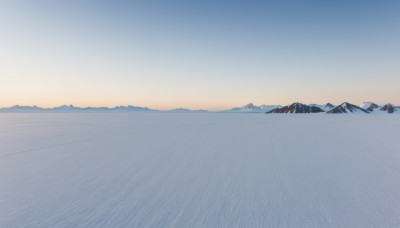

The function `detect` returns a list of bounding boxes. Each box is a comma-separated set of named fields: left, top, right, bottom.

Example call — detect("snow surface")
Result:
left=1, top=113, right=400, bottom=227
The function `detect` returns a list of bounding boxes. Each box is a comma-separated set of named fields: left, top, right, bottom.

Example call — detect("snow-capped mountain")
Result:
left=360, top=102, right=380, bottom=112
left=380, top=104, right=398, bottom=114
left=226, top=103, right=281, bottom=113
left=267, top=103, right=325, bottom=113
left=327, top=102, right=369, bottom=114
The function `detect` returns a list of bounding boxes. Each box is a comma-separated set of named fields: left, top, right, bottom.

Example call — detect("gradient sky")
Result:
left=1, top=0, right=399, bottom=110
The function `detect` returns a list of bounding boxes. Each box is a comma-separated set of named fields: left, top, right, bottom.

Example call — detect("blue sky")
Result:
left=1, top=0, right=399, bottom=109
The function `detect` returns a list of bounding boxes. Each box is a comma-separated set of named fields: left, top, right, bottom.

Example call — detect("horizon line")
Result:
left=1, top=101, right=398, bottom=112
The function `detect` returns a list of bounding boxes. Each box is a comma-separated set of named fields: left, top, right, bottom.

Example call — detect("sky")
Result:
left=1, top=0, right=399, bottom=110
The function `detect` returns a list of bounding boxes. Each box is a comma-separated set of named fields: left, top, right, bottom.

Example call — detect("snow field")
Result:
left=1, top=113, right=400, bottom=227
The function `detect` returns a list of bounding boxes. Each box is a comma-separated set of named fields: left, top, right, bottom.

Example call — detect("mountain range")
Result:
left=0, top=105, right=155, bottom=113
left=0, top=102, right=398, bottom=114
left=266, top=102, right=398, bottom=114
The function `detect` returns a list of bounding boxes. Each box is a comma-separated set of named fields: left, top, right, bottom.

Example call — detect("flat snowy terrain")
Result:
left=1, top=113, right=400, bottom=227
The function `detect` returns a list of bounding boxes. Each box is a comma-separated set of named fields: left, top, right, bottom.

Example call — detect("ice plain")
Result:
left=1, top=113, right=400, bottom=227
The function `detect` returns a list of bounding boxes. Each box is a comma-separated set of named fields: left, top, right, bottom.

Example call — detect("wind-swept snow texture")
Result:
left=1, top=113, right=400, bottom=227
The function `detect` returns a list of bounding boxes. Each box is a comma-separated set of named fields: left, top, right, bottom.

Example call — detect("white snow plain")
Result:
left=1, top=113, right=400, bottom=227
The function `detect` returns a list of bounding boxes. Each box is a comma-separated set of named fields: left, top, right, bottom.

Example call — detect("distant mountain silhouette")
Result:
left=0, top=105, right=155, bottom=112
left=226, top=103, right=281, bottom=113
left=167, top=108, right=209, bottom=113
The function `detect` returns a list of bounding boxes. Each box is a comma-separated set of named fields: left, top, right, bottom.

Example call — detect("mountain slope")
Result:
left=323, top=103, right=335, bottom=111
left=310, top=103, right=335, bottom=111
